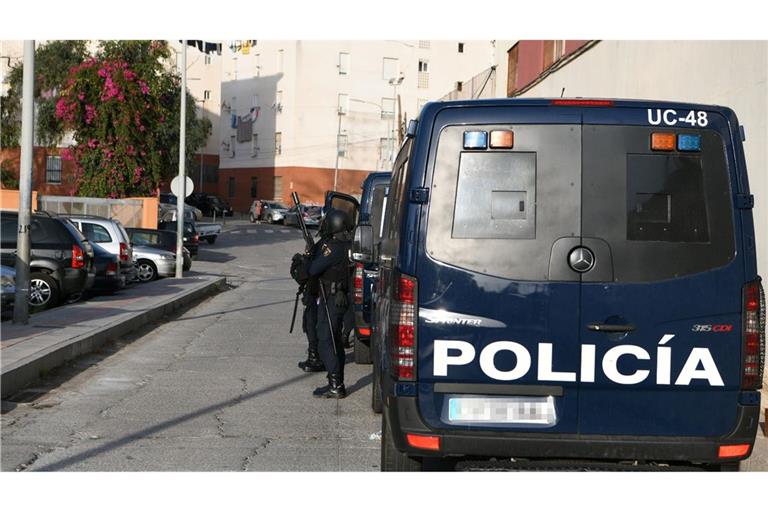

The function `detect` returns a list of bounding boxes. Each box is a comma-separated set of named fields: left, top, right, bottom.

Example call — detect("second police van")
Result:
left=372, top=98, right=765, bottom=471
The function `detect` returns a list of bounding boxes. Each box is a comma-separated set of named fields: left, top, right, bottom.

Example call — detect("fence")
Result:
left=439, top=66, right=497, bottom=102
left=38, top=195, right=146, bottom=228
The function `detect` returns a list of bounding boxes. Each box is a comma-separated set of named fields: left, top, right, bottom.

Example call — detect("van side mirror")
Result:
left=352, top=224, right=373, bottom=263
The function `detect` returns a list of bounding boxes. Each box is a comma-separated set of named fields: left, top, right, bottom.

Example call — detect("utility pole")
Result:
left=333, top=108, right=341, bottom=191
left=175, top=41, right=187, bottom=278
left=13, top=40, right=34, bottom=324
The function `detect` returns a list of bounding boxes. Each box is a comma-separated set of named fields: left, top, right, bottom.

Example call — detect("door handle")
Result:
left=587, top=323, right=636, bottom=333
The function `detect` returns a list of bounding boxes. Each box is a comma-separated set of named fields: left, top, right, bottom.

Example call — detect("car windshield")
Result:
left=268, top=202, right=286, bottom=209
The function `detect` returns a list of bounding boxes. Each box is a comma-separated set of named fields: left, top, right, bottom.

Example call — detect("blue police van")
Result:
left=373, top=98, right=765, bottom=471
left=351, top=171, right=391, bottom=365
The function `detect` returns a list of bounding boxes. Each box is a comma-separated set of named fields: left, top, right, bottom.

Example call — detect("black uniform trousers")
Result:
left=317, top=290, right=345, bottom=379
left=301, top=292, right=318, bottom=354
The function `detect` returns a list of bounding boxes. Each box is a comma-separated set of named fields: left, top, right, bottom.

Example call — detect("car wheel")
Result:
left=28, top=271, right=60, bottom=312
left=354, top=336, right=372, bottom=364
left=249, top=213, right=255, bottom=223
left=136, top=260, right=157, bottom=282
left=381, top=414, right=422, bottom=472
left=267, top=214, right=274, bottom=224
left=206, top=235, right=217, bottom=245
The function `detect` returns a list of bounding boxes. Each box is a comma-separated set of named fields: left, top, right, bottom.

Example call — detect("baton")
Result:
left=318, top=281, right=337, bottom=356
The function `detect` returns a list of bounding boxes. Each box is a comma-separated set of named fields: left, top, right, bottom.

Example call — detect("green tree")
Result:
left=2, top=40, right=211, bottom=197
left=1, top=40, right=89, bottom=148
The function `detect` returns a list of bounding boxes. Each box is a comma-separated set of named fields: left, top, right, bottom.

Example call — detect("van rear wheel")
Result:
left=381, top=414, right=422, bottom=472
left=354, top=336, right=372, bottom=364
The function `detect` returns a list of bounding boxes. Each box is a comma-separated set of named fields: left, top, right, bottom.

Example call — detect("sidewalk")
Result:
left=1, top=274, right=225, bottom=399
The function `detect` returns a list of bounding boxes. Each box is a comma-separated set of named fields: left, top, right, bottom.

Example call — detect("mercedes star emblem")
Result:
left=568, top=246, right=596, bottom=273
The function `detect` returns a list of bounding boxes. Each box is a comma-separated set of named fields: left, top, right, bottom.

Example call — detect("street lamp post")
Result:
left=175, top=41, right=187, bottom=279
left=388, top=75, right=404, bottom=164
left=196, top=98, right=206, bottom=194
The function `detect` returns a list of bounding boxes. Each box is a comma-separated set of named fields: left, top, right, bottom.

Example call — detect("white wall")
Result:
left=219, top=40, right=493, bottom=171
left=519, top=40, right=768, bottom=278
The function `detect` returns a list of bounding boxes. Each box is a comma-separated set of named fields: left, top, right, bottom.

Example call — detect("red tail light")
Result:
left=742, top=279, right=765, bottom=390
left=71, top=244, right=84, bottom=269
left=119, top=242, right=129, bottom=262
left=106, top=261, right=118, bottom=276
left=406, top=433, right=440, bottom=451
left=550, top=99, right=614, bottom=107
left=718, top=444, right=751, bottom=459
left=354, top=263, right=364, bottom=305
left=388, top=273, right=417, bottom=381
left=193, top=234, right=199, bottom=243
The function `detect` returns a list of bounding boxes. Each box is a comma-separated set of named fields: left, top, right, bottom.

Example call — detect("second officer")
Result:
left=307, top=208, right=352, bottom=398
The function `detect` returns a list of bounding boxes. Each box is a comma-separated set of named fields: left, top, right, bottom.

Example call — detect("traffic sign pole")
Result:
left=175, top=41, right=187, bottom=278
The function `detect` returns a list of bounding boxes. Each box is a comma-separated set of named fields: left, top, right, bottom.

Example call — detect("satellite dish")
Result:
left=170, top=176, right=194, bottom=198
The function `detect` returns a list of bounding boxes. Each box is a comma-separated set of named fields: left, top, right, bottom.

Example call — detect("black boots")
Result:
left=312, top=374, right=346, bottom=399
left=298, top=350, right=325, bottom=372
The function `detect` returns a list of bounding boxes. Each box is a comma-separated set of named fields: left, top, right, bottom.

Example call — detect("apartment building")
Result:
left=218, top=40, right=493, bottom=210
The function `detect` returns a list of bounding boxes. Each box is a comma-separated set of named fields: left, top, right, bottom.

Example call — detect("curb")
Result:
left=1, top=277, right=226, bottom=399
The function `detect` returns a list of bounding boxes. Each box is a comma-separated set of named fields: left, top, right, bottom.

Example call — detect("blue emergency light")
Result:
left=677, top=134, right=702, bottom=152
left=463, top=131, right=488, bottom=149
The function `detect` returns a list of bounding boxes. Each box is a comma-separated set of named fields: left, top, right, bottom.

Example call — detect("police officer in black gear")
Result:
left=308, top=208, right=352, bottom=398
left=291, top=247, right=324, bottom=372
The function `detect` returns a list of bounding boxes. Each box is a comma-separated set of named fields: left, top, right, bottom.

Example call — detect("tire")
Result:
left=381, top=414, right=422, bottom=472
left=267, top=214, right=274, bottom=224
left=28, top=271, right=60, bottom=312
left=371, top=361, right=383, bottom=414
left=354, top=335, right=372, bottom=364
left=136, top=260, right=157, bottom=282
left=206, top=235, right=217, bottom=245
left=249, top=213, right=255, bottom=223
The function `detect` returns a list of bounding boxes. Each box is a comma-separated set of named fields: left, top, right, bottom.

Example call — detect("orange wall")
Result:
left=0, top=189, right=38, bottom=211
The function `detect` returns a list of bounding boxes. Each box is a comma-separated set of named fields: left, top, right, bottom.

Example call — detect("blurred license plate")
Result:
left=446, top=396, right=556, bottom=425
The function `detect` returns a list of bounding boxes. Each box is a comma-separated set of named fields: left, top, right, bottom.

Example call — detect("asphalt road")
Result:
left=2, top=219, right=766, bottom=471
left=1, top=220, right=381, bottom=471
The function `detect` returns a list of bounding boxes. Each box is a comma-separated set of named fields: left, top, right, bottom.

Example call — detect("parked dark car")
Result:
left=156, top=220, right=199, bottom=257
left=88, top=243, right=125, bottom=294
left=0, top=211, right=95, bottom=312
left=127, top=228, right=192, bottom=271
left=188, top=193, right=233, bottom=218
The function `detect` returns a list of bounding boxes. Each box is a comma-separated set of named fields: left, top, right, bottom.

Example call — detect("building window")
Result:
left=275, top=132, right=282, bottom=155
left=274, top=176, right=283, bottom=201
left=204, top=54, right=212, bottom=65
left=382, top=57, right=399, bottom=80
left=543, top=40, right=566, bottom=69
left=419, top=40, right=431, bottom=49
left=418, top=60, right=430, bottom=88
left=456, top=81, right=463, bottom=92
left=229, top=135, right=236, bottom=158
left=338, top=93, right=349, bottom=115
left=458, top=42, right=464, bottom=53
left=337, top=133, right=348, bottom=157
left=254, top=53, right=261, bottom=77
left=228, top=177, right=235, bottom=198
left=250, top=177, right=258, bottom=198
left=338, top=52, right=350, bottom=75
left=277, top=49, right=284, bottom=72
left=203, top=90, right=211, bottom=101
left=251, top=133, right=259, bottom=157
left=381, top=97, right=395, bottom=119
left=45, top=156, right=62, bottom=184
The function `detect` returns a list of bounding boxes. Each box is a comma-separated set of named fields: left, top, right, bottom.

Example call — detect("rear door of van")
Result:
left=577, top=107, right=743, bottom=436
left=417, top=107, right=584, bottom=433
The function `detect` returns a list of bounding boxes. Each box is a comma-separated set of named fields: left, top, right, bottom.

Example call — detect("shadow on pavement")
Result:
left=168, top=299, right=295, bottom=322
left=33, top=371, right=316, bottom=471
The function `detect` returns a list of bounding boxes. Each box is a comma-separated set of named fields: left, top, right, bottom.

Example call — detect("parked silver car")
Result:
left=259, top=201, right=289, bottom=224
left=133, top=245, right=177, bottom=282
left=65, top=215, right=137, bottom=283
left=283, top=205, right=321, bottom=228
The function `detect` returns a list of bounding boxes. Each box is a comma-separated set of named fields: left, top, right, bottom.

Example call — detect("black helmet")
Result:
left=321, top=208, right=350, bottom=237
